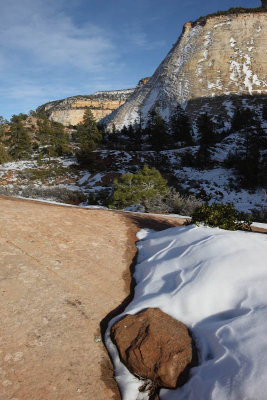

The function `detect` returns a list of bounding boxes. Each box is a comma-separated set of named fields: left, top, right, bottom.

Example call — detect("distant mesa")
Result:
left=36, top=78, right=149, bottom=127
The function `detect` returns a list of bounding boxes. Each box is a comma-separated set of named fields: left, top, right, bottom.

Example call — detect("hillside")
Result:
left=103, top=10, right=267, bottom=130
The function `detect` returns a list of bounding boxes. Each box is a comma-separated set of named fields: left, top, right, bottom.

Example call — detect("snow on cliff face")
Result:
left=104, top=11, right=267, bottom=130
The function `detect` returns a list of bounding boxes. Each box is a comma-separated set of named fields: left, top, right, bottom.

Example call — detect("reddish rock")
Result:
left=111, top=308, right=197, bottom=391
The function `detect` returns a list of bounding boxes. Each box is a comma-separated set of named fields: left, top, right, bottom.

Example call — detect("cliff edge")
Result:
left=103, top=10, right=267, bottom=130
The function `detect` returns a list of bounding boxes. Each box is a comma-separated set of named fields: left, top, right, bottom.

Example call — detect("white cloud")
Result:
left=0, top=0, right=117, bottom=72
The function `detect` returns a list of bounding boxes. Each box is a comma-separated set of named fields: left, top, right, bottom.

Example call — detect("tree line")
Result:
left=0, top=103, right=266, bottom=189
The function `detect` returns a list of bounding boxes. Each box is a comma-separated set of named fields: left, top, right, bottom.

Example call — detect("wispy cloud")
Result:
left=121, top=21, right=166, bottom=51
left=0, top=0, right=170, bottom=119
left=0, top=0, right=116, bottom=73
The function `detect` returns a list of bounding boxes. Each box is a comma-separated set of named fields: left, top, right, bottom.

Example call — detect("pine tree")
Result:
left=196, top=113, right=215, bottom=168
left=237, top=129, right=263, bottom=187
left=0, top=116, right=7, bottom=143
left=147, top=109, right=169, bottom=152
left=37, top=111, right=52, bottom=144
left=110, top=164, right=169, bottom=208
left=120, top=124, right=141, bottom=150
left=231, top=107, right=258, bottom=132
left=8, top=115, right=31, bottom=160
left=262, top=104, right=267, bottom=121
left=37, top=112, right=70, bottom=157
left=0, top=144, right=11, bottom=164
left=50, top=121, right=71, bottom=156
left=73, top=108, right=102, bottom=149
left=169, top=105, right=193, bottom=146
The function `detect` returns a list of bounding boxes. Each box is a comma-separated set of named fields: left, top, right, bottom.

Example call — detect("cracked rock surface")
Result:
left=0, top=196, right=184, bottom=400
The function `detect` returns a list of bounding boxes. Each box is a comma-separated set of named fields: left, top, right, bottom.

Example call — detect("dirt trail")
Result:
left=0, top=197, right=184, bottom=400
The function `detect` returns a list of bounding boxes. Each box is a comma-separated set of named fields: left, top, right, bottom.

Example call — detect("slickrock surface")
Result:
left=0, top=197, right=184, bottom=400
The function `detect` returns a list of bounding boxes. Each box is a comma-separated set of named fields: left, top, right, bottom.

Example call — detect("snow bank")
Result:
left=106, top=225, right=267, bottom=400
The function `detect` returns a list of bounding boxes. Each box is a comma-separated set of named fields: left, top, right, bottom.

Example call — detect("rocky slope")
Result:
left=103, top=9, right=267, bottom=131
left=36, top=78, right=149, bottom=127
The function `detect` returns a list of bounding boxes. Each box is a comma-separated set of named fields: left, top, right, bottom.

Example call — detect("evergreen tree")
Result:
left=51, top=121, right=71, bottom=156
left=224, top=128, right=266, bottom=187
left=37, top=111, right=52, bottom=144
left=147, top=109, right=169, bottom=152
left=0, top=116, right=7, bottom=143
left=169, top=105, right=193, bottom=146
left=262, top=104, right=267, bottom=122
left=237, top=129, right=263, bottom=187
left=110, top=164, right=169, bottom=208
left=231, top=107, right=259, bottom=132
left=103, top=124, right=120, bottom=149
left=0, top=144, right=11, bottom=164
left=119, top=124, right=142, bottom=150
left=37, top=112, right=70, bottom=157
left=196, top=113, right=215, bottom=168
left=8, top=115, right=31, bottom=160
left=73, top=108, right=102, bottom=149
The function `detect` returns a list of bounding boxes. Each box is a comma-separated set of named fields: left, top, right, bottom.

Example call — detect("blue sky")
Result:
left=0, top=0, right=260, bottom=120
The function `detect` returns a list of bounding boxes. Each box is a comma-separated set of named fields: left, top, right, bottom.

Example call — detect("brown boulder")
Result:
left=110, top=308, right=197, bottom=392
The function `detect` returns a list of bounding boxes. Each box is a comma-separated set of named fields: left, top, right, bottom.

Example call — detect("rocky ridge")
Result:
left=36, top=78, right=149, bottom=127
left=103, top=10, right=267, bottom=131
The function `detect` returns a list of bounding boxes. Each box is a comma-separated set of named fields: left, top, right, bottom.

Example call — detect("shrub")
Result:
left=251, top=207, right=267, bottom=223
left=0, top=185, right=86, bottom=205
left=166, top=189, right=203, bottom=215
left=0, top=144, right=11, bottom=164
left=75, top=144, right=97, bottom=168
left=109, top=165, right=169, bottom=209
left=188, top=202, right=252, bottom=231
left=17, top=165, right=76, bottom=183
left=144, top=188, right=202, bottom=216
left=193, top=7, right=264, bottom=26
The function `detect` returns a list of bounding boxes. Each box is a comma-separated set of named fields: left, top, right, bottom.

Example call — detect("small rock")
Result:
left=94, top=336, right=102, bottom=343
left=110, top=308, right=197, bottom=391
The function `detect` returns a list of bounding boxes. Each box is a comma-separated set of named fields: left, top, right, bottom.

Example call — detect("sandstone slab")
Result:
left=0, top=197, right=185, bottom=400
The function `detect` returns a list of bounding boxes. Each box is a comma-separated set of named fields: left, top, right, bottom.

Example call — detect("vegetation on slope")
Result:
left=192, top=6, right=266, bottom=26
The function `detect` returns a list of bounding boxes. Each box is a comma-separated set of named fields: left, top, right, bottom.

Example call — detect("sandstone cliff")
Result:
left=103, top=10, right=267, bottom=130
left=36, top=78, right=149, bottom=127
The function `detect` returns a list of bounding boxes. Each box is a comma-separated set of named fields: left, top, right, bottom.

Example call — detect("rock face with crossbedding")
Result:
left=110, top=308, right=197, bottom=389
left=103, top=10, right=267, bottom=130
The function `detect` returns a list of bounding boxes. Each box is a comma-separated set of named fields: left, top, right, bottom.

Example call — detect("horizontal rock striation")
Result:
left=36, top=89, right=135, bottom=126
left=103, top=11, right=267, bottom=130
left=36, top=78, right=150, bottom=127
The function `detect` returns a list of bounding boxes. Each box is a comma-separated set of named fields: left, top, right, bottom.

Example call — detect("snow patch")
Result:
left=106, top=225, right=267, bottom=400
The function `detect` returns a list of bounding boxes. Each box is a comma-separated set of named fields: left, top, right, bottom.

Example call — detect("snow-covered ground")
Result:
left=106, top=225, right=267, bottom=400
left=0, top=150, right=266, bottom=214
left=175, top=166, right=267, bottom=212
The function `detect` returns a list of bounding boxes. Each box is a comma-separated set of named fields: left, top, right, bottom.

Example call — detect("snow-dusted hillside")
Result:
left=1, top=148, right=266, bottom=215
left=103, top=11, right=267, bottom=131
